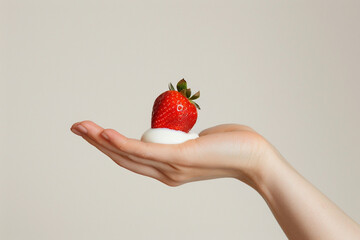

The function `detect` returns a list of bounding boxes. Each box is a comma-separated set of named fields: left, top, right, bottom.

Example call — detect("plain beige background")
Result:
left=1, top=1, right=360, bottom=239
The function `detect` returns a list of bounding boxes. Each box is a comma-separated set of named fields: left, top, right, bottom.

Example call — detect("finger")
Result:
left=70, top=121, right=85, bottom=136
left=80, top=132, right=176, bottom=186
left=101, top=129, right=182, bottom=164
left=72, top=121, right=127, bottom=155
left=72, top=120, right=107, bottom=144
left=199, top=124, right=256, bottom=136
left=75, top=121, right=177, bottom=172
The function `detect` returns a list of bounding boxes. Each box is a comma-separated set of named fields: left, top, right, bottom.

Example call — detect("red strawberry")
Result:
left=151, top=79, right=200, bottom=133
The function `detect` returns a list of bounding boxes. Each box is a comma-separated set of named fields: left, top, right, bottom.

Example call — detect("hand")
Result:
left=71, top=121, right=360, bottom=240
left=70, top=121, right=275, bottom=187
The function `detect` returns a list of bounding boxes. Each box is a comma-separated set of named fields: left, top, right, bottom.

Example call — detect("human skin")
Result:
left=71, top=121, right=360, bottom=240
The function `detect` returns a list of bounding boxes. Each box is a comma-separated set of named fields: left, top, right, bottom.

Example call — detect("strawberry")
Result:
left=151, top=79, right=200, bottom=133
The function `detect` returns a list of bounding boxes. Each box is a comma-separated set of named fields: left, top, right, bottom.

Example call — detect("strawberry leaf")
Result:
left=168, top=83, right=175, bottom=91
left=190, top=100, right=201, bottom=110
left=177, top=79, right=187, bottom=92
left=186, top=88, right=191, bottom=98
left=180, top=89, right=187, bottom=97
left=190, top=91, right=200, bottom=100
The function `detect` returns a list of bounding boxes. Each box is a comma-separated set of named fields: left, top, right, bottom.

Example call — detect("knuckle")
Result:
left=239, top=124, right=256, bottom=132
left=80, top=120, right=94, bottom=126
left=167, top=172, right=187, bottom=184
left=172, top=143, right=193, bottom=167
left=247, top=130, right=263, bottom=140
left=164, top=181, right=181, bottom=187
left=160, top=175, right=181, bottom=187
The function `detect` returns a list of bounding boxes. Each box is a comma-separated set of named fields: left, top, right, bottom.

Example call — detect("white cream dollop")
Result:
left=141, top=128, right=199, bottom=144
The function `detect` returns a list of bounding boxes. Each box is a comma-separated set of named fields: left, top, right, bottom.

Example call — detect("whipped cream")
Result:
left=141, top=128, right=199, bottom=144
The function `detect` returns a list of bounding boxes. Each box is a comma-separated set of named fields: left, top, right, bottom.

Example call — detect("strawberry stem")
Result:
left=169, top=79, right=201, bottom=110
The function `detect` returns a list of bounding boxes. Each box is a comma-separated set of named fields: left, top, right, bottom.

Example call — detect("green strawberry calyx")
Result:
left=168, top=79, right=200, bottom=110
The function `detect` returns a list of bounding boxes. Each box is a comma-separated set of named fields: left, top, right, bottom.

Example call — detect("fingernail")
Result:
left=76, top=124, right=88, bottom=134
left=101, top=132, right=109, bottom=140
left=71, top=128, right=82, bottom=136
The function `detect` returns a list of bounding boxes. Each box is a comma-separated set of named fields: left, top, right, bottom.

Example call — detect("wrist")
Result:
left=236, top=140, right=287, bottom=193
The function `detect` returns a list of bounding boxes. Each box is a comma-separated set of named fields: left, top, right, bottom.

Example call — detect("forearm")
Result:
left=252, top=152, right=360, bottom=240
